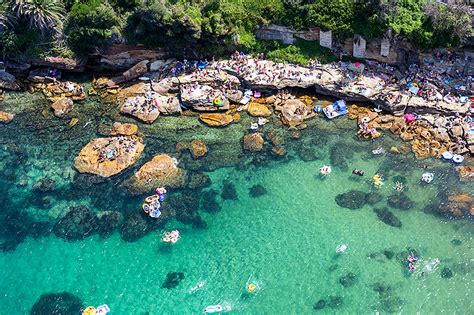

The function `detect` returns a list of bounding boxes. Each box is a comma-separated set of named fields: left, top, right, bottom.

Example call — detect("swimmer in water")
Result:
left=352, top=169, right=364, bottom=176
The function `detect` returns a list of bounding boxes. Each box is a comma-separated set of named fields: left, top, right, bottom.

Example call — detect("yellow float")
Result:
left=82, top=306, right=96, bottom=315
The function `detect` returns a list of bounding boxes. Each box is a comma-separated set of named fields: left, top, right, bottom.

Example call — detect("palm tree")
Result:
left=10, top=0, right=65, bottom=35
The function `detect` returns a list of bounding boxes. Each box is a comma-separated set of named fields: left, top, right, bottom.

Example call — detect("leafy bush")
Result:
left=66, top=0, right=120, bottom=55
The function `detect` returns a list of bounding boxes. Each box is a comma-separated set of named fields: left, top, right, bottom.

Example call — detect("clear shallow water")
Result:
left=0, top=91, right=473, bottom=314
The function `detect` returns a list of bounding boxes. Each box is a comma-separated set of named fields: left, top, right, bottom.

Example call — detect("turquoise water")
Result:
left=0, top=90, right=473, bottom=314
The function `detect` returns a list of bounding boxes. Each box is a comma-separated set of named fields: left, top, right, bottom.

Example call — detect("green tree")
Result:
left=386, top=0, right=425, bottom=39
left=10, top=0, right=65, bottom=36
left=307, top=0, right=354, bottom=40
left=66, top=0, right=120, bottom=55
left=353, top=0, right=387, bottom=40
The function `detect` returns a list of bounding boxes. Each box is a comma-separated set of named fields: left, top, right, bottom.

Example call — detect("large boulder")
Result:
left=457, top=166, right=474, bottom=182
left=280, top=99, right=309, bottom=127
left=103, top=60, right=149, bottom=87
left=0, top=70, right=20, bottom=90
left=28, top=68, right=61, bottom=83
left=248, top=102, right=272, bottom=117
left=243, top=133, right=264, bottom=152
left=31, top=292, right=83, bottom=315
left=120, top=96, right=160, bottom=123
left=74, top=136, right=144, bottom=178
left=31, top=57, right=84, bottom=71
left=190, top=140, right=208, bottom=159
left=0, top=111, right=14, bottom=124
left=180, top=84, right=230, bottom=111
left=111, top=122, right=138, bottom=136
left=53, top=206, right=98, bottom=241
left=51, top=97, right=74, bottom=117
left=128, top=154, right=186, bottom=195
left=199, top=113, right=234, bottom=127
left=98, top=47, right=166, bottom=71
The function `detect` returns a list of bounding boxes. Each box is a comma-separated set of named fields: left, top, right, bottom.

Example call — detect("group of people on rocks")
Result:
left=93, top=137, right=138, bottom=163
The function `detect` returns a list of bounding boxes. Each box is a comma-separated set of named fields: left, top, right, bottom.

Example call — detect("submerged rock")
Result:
left=339, top=272, right=358, bottom=287
left=51, top=97, right=73, bottom=118
left=31, top=292, right=83, bottom=315
left=330, top=145, right=348, bottom=171
left=128, top=154, right=186, bottom=195
left=335, top=190, right=367, bottom=209
left=222, top=180, right=238, bottom=200
left=249, top=184, right=267, bottom=198
left=374, top=207, right=402, bottom=228
left=441, top=267, right=454, bottom=279
left=313, top=299, right=326, bottom=310
left=96, top=211, right=123, bottom=238
left=0, top=111, right=14, bottom=124
left=248, top=102, right=272, bottom=117
left=53, top=206, right=98, bottom=241
left=387, top=194, right=414, bottom=210
left=32, top=177, right=56, bottom=193
left=199, top=113, right=233, bottom=127
left=111, top=122, right=138, bottom=136
left=243, top=133, right=264, bottom=152
left=201, top=189, right=221, bottom=213
left=162, top=271, right=185, bottom=289
left=0, top=209, right=30, bottom=252
left=74, top=136, right=144, bottom=178
left=327, top=296, right=343, bottom=309
left=451, top=239, right=462, bottom=246
left=365, top=192, right=383, bottom=205
left=120, top=212, right=151, bottom=242
left=456, top=166, right=474, bottom=182
left=190, top=140, right=208, bottom=159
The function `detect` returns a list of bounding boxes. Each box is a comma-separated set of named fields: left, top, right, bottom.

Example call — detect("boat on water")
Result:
left=323, top=100, right=348, bottom=119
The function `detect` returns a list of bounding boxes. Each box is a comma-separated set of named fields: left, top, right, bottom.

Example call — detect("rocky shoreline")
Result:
left=0, top=51, right=473, bottom=250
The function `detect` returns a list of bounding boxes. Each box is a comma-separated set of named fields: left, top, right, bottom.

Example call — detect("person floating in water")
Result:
left=352, top=169, right=364, bottom=176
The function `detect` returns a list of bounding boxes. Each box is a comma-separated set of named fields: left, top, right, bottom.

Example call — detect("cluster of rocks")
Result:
left=349, top=105, right=472, bottom=157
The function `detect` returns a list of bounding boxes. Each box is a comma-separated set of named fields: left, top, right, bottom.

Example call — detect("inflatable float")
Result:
left=421, top=172, right=434, bottom=183
left=442, top=151, right=454, bottom=160
left=323, top=100, right=348, bottom=119
left=320, top=165, right=332, bottom=175
left=162, top=230, right=180, bottom=243
left=452, top=154, right=464, bottom=164
left=96, top=304, right=110, bottom=315
left=336, top=244, right=348, bottom=253
left=204, top=305, right=224, bottom=313
left=372, top=174, right=384, bottom=188
left=313, top=105, right=322, bottom=113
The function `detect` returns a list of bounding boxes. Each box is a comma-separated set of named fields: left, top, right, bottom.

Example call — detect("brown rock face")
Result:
left=243, top=133, right=264, bottom=152
left=248, top=102, right=272, bottom=117
left=120, top=96, right=160, bottom=124
left=457, top=166, right=474, bottom=182
left=51, top=97, right=73, bottom=117
left=111, top=122, right=138, bottom=136
left=190, top=140, right=208, bottom=159
left=103, top=60, right=149, bottom=87
left=0, top=111, right=14, bottom=124
left=128, top=154, right=186, bottom=195
left=199, top=113, right=234, bottom=127
left=74, top=137, right=144, bottom=177
left=280, top=99, right=309, bottom=127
